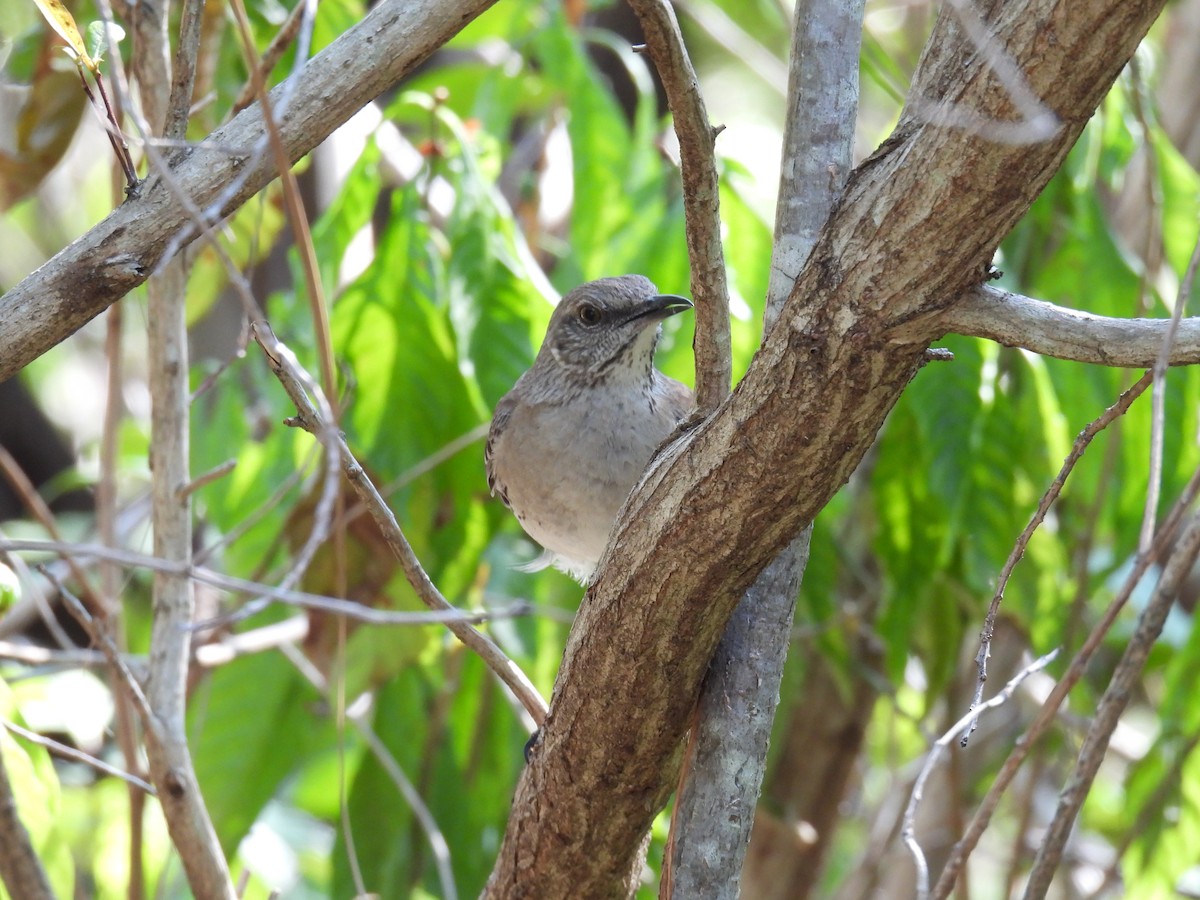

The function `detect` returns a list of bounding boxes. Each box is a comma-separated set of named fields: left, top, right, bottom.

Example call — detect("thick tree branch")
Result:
left=666, top=0, right=865, bottom=895
left=485, top=0, right=1170, bottom=895
left=0, top=0, right=498, bottom=384
left=938, top=284, right=1200, bottom=365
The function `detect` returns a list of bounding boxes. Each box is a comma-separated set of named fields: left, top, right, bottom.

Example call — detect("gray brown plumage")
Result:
left=486, top=275, right=694, bottom=582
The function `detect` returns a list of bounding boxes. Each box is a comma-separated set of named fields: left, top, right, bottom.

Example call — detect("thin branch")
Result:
left=48, top=574, right=155, bottom=724
left=931, top=465, right=1200, bottom=900
left=251, top=323, right=548, bottom=728
left=228, top=0, right=338, bottom=413
left=231, top=0, right=311, bottom=114
left=0, top=0, right=502, bottom=385
left=0, top=538, right=531, bottom=629
left=281, top=648, right=459, bottom=900
left=163, top=0, right=206, bottom=144
left=627, top=0, right=732, bottom=411
left=177, top=459, right=237, bottom=500
left=936, top=284, right=1200, bottom=367
left=0, top=720, right=156, bottom=794
left=0, top=537, right=76, bottom=651
left=963, top=371, right=1153, bottom=744
left=0, top=447, right=108, bottom=620
left=1140, top=232, right=1200, bottom=553
left=1023, top=510, right=1200, bottom=898
left=903, top=649, right=1060, bottom=900
left=0, top=641, right=116, bottom=670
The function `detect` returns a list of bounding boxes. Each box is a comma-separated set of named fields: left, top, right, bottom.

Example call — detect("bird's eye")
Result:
left=577, top=304, right=602, bottom=326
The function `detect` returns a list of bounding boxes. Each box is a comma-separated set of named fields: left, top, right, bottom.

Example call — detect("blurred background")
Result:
left=1, top=0, right=1199, bottom=896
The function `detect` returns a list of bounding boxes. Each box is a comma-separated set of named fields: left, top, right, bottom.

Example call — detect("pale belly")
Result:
left=497, top=392, right=673, bottom=571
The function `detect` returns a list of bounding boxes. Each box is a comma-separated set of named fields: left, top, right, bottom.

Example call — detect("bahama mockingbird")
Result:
left=486, top=274, right=694, bottom=583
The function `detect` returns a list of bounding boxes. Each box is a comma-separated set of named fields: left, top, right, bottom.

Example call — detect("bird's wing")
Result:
left=485, top=392, right=517, bottom=507
left=656, top=373, right=697, bottom=425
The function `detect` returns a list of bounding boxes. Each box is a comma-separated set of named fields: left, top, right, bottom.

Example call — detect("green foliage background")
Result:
left=1, top=0, right=1198, bottom=897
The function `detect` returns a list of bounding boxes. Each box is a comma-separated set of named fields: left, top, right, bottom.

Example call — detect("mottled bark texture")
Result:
left=484, top=0, right=1168, bottom=896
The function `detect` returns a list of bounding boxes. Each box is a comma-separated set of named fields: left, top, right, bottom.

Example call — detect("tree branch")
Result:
left=1024, top=510, right=1200, bottom=898
left=251, top=323, right=549, bottom=728
left=937, top=284, right=1200, bottom=366
left=484, top=0, right=1170, bottom=894
left=0, top=0, right=499, bottom=384
left=665, top=0, right=865, bottom=894
left=627, top=0, right=731, bottom=411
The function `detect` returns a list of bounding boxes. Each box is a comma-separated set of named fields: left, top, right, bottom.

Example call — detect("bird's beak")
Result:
left=630, top=294, right=693, bottom=325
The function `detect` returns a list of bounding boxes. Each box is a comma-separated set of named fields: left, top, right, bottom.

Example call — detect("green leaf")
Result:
left=0, top=562, right=17, bottom=609
left=84, top=20, right=122, bottom=63
left=192, top=644, right=331, bottom=854
left=0, top=679, right=74, bottom=899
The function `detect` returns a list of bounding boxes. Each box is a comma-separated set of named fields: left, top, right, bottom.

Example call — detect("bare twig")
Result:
left=0, top=641, right=114, bottom=670
left=0, top=447, right=107, bottom=620
left=904, top=649, right=1060, bottom=900
left=164, top=0, right=206, bottom=144
left=1140, top=233, right=1200, bottom=553
left=0, top=537, right=76, bottom=651
left=0, top=0, right=502, bottom=385
left=47, top=573, right=154, bottom=723
left=1, top=720, right=155, bottom=794
left=627, top=0, right=732, bottom=412
left=231, top=0, right=311, bottom=114
left=281, top=647, right=459, bottom=900
left=228, top=0, right=338, bottom=411
left=74, top=67, right=139, bottom=191
left=937, top=284, right=1200, bottom=366
left=0, top=538, right=530, bottom=629
left=931, top=466, right=1200, bottom=899
left=252, top=324, right=548, bottom=727
left=1023, top=511, right=1200, bottom=898
left=963, top=371, right=1154, bottom=745
left=177, top=460, right=238, bottom=500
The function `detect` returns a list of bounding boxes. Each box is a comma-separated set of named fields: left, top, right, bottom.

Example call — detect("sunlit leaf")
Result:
left=84, top=19, right=122, bottom=63
left=29, top=0, right=93, bottom=68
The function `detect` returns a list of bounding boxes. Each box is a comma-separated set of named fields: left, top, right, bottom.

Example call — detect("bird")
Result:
left=486, top=274, right=694, bottom=583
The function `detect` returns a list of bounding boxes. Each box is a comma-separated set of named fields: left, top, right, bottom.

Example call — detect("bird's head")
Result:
left=539, top=275, right=692, bottom=383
